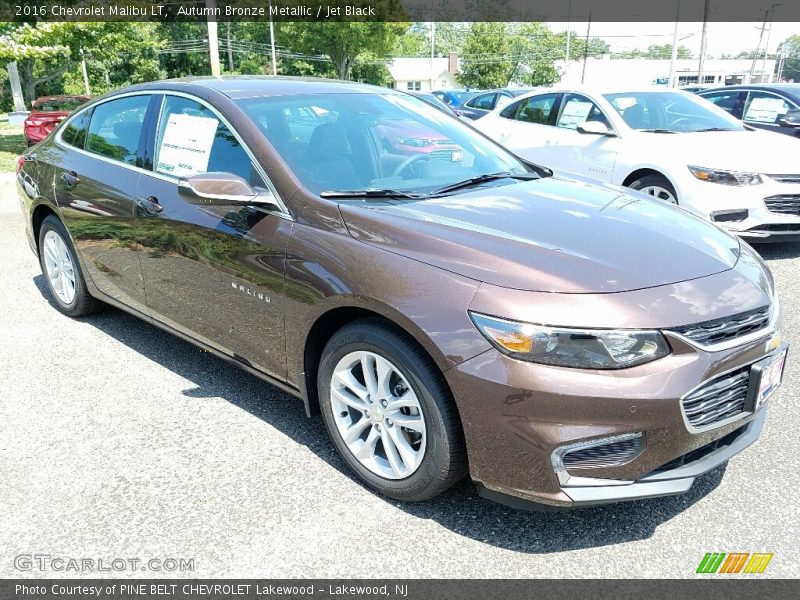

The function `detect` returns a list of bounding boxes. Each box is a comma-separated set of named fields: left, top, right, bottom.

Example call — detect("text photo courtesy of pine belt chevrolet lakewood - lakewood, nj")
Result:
left=2, top=0, right=800, bottom=593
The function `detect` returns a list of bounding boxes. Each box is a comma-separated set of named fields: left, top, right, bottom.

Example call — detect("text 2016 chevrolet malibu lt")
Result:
left=17, top=77, right=788, bottom=509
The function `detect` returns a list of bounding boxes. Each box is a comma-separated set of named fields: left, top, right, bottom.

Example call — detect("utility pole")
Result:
left=268, top=0, right=277, bottom=76
left=225, top=20, right=234, bottom=72
left=80, top=48, right=91, bottom=96
left=565, top=0, right=572, bottom=62
left=581, top=11, right=591, bottom=84
left=750, top=8, right=769, bottom=83
left=697, top=0, right=710, bottom=86
left=762, top=4, right=782, bottom=82
left=668, top=0, right=681, bottom=87
left=206, top=0, right=221, bottom=76
left=430, top=21, right=435, bottom=90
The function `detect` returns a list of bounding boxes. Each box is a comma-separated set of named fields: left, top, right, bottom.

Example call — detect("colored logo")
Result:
left=696, top=552, right=773, bottom=574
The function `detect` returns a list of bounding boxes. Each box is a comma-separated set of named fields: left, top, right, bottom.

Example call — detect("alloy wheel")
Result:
left=330, top=351, right=427, bottom=480
left=639, top=185, right=677, bottom=204
left=42, top=230, right=76, bottom=304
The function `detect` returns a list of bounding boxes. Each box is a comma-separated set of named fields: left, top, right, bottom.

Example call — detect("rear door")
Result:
left=135, top=93, right=292, bottom=379
left=485, top=93, right=562, bottom=166
left=50, top=93, right=155, bottom=315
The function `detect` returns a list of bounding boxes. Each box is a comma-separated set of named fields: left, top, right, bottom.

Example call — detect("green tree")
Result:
left=508, top=23, right=564, bottom=86
left=289, top=1, right=407, bottom=80
left=643, top=44, right=694, bottom=59
left=777, top=35, right=800, bottom=82
left=458, top=22, right=513, bottom=88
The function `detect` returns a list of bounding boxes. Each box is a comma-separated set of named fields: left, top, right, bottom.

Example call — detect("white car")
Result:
left=474, top=86, right=800, bottom=240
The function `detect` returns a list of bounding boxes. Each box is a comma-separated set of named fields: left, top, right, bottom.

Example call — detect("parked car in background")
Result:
left=475, top=86, right=800, bottom=240
left=405, top=91, right=460, bottom=117
left=679, top=84, right=716, bottom=94
left=432, top=89, right=475, bottom=107
left=697, top=84, right=800, bottom=137
left=456, top=88, right=539, bottom=120
left=23, top=95, right=90, bottom=146
left=16, top=77, right=786, bottom=510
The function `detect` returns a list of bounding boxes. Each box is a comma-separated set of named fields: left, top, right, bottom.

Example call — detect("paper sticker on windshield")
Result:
left=157, top=113, right=219, bottom=177
left=558, top=100, right=594, bottom=129
left=744, top=97, right=788, bottom=124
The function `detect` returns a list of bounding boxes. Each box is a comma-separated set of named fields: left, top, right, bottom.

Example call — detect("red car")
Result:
left=24, top=95, right=90, bottom=147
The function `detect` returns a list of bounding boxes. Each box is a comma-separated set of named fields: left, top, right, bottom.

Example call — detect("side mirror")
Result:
left=178, top=172, right=276, bottom=207
left=576, top=121, right=616, bottom=136
left=778, top=110, right=800, bottom=128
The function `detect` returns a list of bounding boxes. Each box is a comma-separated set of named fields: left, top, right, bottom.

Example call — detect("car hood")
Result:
left=339, top=176, right=741, bottom=293
left=637, top=129, right=800, bottom=173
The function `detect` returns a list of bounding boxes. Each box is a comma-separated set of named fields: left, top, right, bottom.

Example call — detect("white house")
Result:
left=386, top=55, right=459, bottom=92
left=557, top=57, right=778, bottom=88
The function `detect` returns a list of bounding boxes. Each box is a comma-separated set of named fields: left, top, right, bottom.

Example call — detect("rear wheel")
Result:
left=628, top=174, right=678, bottom=205
left=317, top=319, right=467, bottom=501
left=38, top=215, right=103, bottom=317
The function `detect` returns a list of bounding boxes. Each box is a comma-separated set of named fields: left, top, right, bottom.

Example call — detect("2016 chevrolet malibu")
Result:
left=17, top=77, right=788, bottom=509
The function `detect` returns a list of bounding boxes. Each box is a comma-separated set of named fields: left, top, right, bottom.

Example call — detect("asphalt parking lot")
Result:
left=1, top=173, right=798, bottom=578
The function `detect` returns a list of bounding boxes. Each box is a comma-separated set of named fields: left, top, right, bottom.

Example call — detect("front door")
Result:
left=135, top=94, right=292, bottom=379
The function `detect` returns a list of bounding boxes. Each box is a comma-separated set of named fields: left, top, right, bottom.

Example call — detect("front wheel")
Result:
left=628, top=174, right=678, bottom=205
left=317, top=319, right=467, bottom=502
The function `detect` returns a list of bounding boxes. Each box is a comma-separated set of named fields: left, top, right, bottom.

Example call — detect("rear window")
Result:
left=34, top=98, right=87, bottom=112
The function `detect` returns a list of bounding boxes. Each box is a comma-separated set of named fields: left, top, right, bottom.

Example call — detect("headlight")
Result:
left=688, top=165, right=762, bottom=186
left=469, top=312, right=671, bottom=369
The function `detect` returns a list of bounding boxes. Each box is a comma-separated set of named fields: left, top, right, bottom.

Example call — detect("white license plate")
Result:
left=756, top=349, right=787, bottom=409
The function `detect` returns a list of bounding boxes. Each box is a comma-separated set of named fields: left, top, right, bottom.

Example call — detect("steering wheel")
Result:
left=670, top=117, right=692, bottom=131
left=391, top=153, right=432, bottom=179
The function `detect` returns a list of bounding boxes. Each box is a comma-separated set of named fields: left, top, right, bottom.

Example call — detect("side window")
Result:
left=503, top=94, right=559, bottom=125
left=155, top=95, right=264, bottom=187
left=468, top=93, right=497, bottom=110
left=556, top=94, right=610, bottom=130
left=86, top=95, right=150, bottom=165
left=61, top=108, right=92, bottom=149
left=701, top=91, right=744, bottom=115
left=742, top=92, right=792, bottom=125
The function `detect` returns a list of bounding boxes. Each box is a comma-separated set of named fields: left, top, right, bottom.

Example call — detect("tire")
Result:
left=317, top=318, right=467, bottom=502
left=627, top=173, right=678, bottom=205
left=38, top=215, right=103, bottom=317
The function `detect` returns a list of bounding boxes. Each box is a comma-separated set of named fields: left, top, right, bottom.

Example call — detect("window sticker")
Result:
left=157, top=113, right=219, bottom=177
left=558, top=99, right=594, bottom=129
left=744, top=97, right=788, bottom=124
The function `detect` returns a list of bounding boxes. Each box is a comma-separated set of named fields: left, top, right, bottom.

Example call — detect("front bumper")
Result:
left=445, top=330, right=782, bottom=509
left=679, top=175, right=800, bottom=239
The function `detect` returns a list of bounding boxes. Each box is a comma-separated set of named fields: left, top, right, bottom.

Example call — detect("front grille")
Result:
left=681, top=366, right=751, bottom=429
left=767, top=174, right=800, bottom=184
left=563, top=435, right=644, bottom=470
left=764, top=195, right=800, bottom=216
left=649, top=426, right=746, bottom=474
left=670, top=306, right=770, bottom=346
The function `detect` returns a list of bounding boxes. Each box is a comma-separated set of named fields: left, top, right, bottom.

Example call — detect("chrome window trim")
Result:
left=55, top=89, right=291, bottom=219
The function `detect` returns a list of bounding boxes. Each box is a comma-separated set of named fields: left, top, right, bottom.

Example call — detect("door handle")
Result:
left=24, top=152, right=37, bottom=162
left=61, top=170, right=79, bottom=188
left=136, top=196, right=163, bottom=216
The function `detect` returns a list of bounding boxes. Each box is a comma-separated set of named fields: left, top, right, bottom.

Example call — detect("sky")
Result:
left=548, top=22, right=800, bottom=57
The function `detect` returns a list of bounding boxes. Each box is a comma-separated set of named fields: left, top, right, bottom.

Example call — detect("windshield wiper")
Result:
left=692, top=127, right=741, bottom=132
left=320, top=188, right=426, bottom=199
left=431, top=171, right=539, bottom=196
left=637, top=128, right=678, bottom=133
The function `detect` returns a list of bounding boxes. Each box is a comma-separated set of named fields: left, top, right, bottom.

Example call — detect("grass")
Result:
left=0, top=114, right=26, bottom=174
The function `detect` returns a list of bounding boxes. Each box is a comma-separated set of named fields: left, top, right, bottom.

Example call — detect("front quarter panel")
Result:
left=283, top=194, right=491, bottom=387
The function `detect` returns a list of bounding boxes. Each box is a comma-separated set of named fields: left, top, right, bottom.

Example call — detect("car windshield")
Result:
left=603, top=91, right=747, bottom=133
left=235, top=92, right=532, bottom=196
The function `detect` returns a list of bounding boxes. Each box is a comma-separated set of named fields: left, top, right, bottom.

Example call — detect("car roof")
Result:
left=120, top=75, right=402, bottom=100
left=698, top=83, right=800, bottom=98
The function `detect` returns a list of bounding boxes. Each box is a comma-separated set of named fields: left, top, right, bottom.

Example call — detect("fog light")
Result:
left=552, top=432, right=645, bottom=480
left=712, top=209, right=748, bottom=223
